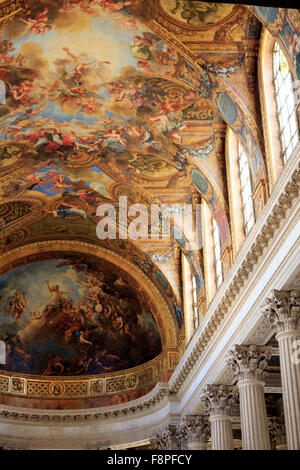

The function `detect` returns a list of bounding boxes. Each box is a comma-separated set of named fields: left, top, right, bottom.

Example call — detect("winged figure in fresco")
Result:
left=7, top=291, right=29, bottom=321
left=46, top=201, right=87, bottom=219
left=19, top=7, right=51, bottom=35
left=131, top=32, right=176, bottom=75
left=45, top=281, right=75, bottom=304
left=98, top=0, right=134, bottom=12
left=61, top=47, right=111, bottom=84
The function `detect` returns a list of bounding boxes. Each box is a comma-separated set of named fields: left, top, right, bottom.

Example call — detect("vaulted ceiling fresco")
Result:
left=0, top=0, right=288, bottom=406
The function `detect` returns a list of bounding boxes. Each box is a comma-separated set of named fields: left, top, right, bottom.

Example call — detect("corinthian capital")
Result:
left=150, top=424, right=186, bottom=450
left=182, top=415, right=210, bottom=442
left=263, top=290, right=300, bottom=334
left=226, top=344, right=271, bottom=382
left=200, top=385, right=238, bottom=417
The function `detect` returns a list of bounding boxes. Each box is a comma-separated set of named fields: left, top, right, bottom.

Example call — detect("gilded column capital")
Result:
left=226, top=344, right=271, bottom=382
left=200, top=384, right=238, bottom=417
left=263, top=290, right=300, bottom=334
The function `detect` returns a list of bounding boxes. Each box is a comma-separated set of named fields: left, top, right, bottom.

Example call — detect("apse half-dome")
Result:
left=0, top=254, right=162, bottom=376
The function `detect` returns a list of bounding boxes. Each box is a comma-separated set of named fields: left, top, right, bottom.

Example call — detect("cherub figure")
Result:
left=20, top=8, right=51, bottom=35
left=7, top=291, right=28, bottom=321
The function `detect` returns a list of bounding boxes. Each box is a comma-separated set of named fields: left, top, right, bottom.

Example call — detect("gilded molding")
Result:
left=0, top=0, right=24, bottom=23
left=0, top=351, right=170, bottom=399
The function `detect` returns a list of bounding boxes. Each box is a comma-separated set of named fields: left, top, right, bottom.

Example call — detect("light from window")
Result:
left=192, top=274, right=199, bottom=329
left=273, top=41, right=299, bottom=163
left=238, top=142, right=255, bottom=234
left=212, top=218, right=223, bottom=288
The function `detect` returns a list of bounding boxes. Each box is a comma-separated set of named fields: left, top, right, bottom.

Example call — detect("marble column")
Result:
left=263, top=289, right=300, bottom=450
left=200, top=385, right=237, bottom=450
left=227, top=344, right=272, bottom=450
left=183, top=415, right=210, bottom=450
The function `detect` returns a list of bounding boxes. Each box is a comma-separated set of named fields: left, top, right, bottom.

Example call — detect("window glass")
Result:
left=273, top=42, right=299, bottom=163
left=238, top=143, right=255, bottom=234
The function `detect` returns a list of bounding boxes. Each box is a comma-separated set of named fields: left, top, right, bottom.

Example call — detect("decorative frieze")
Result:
left=0, top=355, right=163, bottom=400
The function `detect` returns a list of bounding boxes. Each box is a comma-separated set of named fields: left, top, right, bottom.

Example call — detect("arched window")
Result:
left=273, top=41, right=299, bottom=163
left=212, top=218, right=223, bottom=288
left=238, top=142, right=255, bottom=235
left=192, top=274, right=199, bottom=329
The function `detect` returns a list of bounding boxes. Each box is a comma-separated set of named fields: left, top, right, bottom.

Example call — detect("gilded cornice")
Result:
left=0, top=0, right=24, bottom=24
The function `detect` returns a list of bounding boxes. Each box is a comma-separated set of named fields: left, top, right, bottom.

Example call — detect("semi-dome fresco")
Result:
left=0, top=256, right=162, bottom=375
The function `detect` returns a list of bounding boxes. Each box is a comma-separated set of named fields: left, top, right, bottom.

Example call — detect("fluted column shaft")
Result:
left=276, top=330, right=300, bottom=449
left=238, top=379, right=271, bottom=449
left=227, top=344, right=271, bottom=450
left=209, top=415, right=234, bottom=450
left=187, top=440, right=207, bottom=450
left=263, top=289, right=300, bottom=450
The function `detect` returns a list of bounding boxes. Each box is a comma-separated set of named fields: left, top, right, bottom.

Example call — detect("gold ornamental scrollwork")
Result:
left=0, top=0, right=24, bottom=23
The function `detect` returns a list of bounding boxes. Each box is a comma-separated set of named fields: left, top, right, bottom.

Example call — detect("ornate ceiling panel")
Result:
left=0, top=0, right=277, bottom=406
